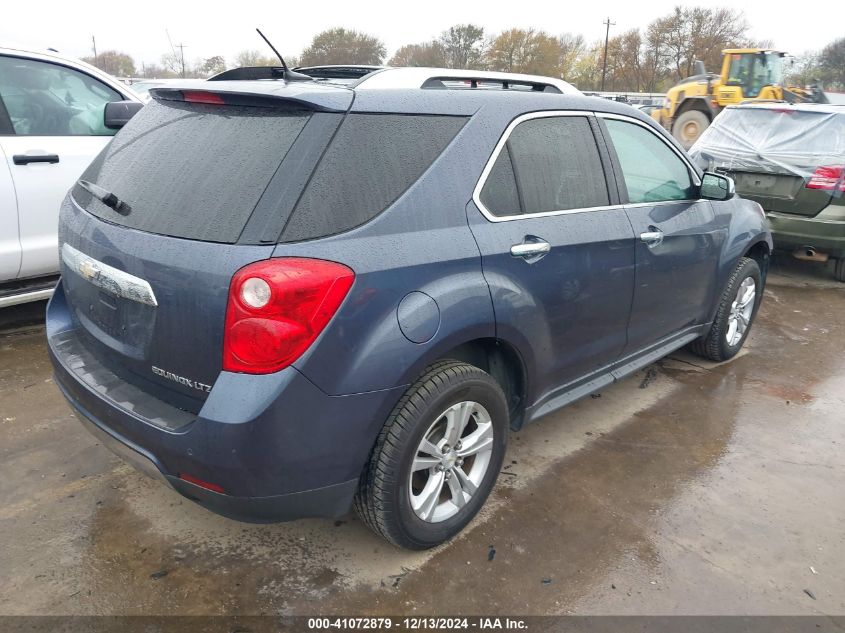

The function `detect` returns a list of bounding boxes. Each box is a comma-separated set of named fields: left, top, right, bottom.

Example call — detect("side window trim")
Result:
left=596, top=112, right=702, bottom=198
left=473, top=110, right=619, bottom=222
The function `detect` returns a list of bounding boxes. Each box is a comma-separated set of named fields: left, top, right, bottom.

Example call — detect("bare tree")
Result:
left=486, top=29, right=562, bottom=76
left=785, top=51, right=821, bottom=87
left=557, top=33, right=585, bottom=81
left=389, top=42, right=446, bottom=67
left=819, top=37, right=845, bottom=88
left=614, top=30, right=649, bottom=91
left=641, top=22, right=666, bottom=92
left=570, top=42, right=604, bottom=91
left=137, top=62, right=175, bottom=79
left=82, top=50, right=136, bottom=76
left=299, top=28, right=386, bottom=66
left=160, top=51, right=184, bottom=76
left=438, top=24, right=487, bottom=69
left=199, top=55, right=227, bottom=77
left=232, top=50, right=277, bottom=68
left=650, top=6, right=748, bottom=80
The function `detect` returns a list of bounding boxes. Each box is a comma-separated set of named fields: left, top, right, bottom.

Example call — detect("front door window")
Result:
left=0, top=55, right=122, bottom=136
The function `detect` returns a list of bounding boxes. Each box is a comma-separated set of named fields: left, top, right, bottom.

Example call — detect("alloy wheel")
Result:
left=726, top=277, right=756, bottom=346
left=409, top=401, right=495, bottom=523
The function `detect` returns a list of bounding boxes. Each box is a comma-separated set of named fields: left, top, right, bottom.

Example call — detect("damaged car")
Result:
left=690, top=103, right=845, bottom=280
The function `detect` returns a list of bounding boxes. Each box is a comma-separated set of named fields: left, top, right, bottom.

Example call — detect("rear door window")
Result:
left=280, top=113, right=467, bottom=242
left=479, top=115, right=610, bottom=217
left=603, top=118, right=695, bottom=203
left=74, top=100, right=311, bottom=243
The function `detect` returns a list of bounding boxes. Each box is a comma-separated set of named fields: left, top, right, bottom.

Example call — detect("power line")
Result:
left=601, top=17, right=615, bottom=91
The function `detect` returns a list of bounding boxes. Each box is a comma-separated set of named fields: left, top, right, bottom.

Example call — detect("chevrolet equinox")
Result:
left=47, top=67, right=772, bottom=549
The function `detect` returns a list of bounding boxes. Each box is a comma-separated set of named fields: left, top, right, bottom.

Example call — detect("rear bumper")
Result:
left=47, top=282, right=405, bottom=522
left=62, top=379, right=358, bottom=522
left=766, top=205, right=845, bottom=258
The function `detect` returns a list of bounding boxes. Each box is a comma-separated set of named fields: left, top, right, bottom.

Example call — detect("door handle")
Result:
left=510, top=238, right=551, bottom=261
left=639, top=229, right=664, bottom=248
left=13, top=154, right=60, bottom=165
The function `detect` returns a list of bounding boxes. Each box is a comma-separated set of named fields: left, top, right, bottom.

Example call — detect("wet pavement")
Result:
left=1, top=253, right=843, bottom=616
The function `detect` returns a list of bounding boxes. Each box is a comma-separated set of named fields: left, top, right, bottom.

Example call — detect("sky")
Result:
left=2, top=0, right=841, bottom=70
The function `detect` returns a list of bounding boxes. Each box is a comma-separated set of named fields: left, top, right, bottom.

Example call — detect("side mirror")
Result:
left=104, top=101, right=144, bottom=129
left=700, top=172, right=735, bottom=201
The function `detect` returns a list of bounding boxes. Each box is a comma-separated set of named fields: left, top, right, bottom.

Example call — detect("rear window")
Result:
left=280, top=113, right=468, bottom=242
left=75, top=104, right=467, bottom=244
left=74, top=100, right=311, bottom=243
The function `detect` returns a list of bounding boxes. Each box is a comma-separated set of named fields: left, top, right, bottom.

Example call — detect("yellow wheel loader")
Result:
left=653, top=49, right=827, bottom=148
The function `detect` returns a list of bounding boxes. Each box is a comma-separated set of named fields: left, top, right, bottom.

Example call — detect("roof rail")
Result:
left=421, top=76, right=559, bottom=92
left=354, top=67, right=580, bottom=95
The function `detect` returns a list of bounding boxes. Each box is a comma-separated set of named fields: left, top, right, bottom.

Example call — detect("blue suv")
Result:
left=47, top=67, right=772, bottom=549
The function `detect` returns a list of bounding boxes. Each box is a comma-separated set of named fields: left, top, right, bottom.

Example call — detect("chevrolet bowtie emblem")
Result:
left=78, top=259, right=99, bottom=282
left=62, top=244, right=158, bottom=307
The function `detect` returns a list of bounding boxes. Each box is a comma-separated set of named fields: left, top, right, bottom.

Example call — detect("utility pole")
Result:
left=601, top=17, right=615, bottom=91
left=177, top=43, right=187, bottom=78
left=92, top=35, right=98, bottom=66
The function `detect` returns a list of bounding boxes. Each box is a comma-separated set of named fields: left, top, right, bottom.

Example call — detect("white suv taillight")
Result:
left=806, top=165, right=845, bottom=193
left=223, top=258, right=355, bottom=374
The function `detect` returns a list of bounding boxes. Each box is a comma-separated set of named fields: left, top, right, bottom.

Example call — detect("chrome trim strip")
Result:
left=0, top=287, right=54, bottom=308
left=625, top=199, right=700, bottom=209
left=61, top=243, right=158, bottom=307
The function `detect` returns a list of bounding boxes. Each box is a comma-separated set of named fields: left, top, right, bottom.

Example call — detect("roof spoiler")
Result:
left=148, top=86, right=350, bottom=113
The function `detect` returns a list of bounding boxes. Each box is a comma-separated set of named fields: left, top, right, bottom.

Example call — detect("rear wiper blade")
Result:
left=76, top=179, right=131, bottom=215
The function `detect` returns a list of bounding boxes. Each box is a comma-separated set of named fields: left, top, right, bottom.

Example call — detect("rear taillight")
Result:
left=806, top=165, right=845, bottom=193
left=223, top=258, right=355, bottom=374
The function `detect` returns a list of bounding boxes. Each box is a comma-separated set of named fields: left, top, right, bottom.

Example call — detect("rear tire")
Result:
left=834, top=258, right=845, bottom=283
left=672, top=110, right=710, bottom=149
left=355, top=361, right=508, bottom=550
left=690, top=257, right=762, bottom=362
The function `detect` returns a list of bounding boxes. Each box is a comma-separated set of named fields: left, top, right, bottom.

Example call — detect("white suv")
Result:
left=0, top=45, right=142, bottom=307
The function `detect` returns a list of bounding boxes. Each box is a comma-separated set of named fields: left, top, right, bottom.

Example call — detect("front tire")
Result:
left=691, top=257, right=762, bottom=362
left=355, top=361, right=509, bottom=549
left=672, top=110, right=710, bottom=149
